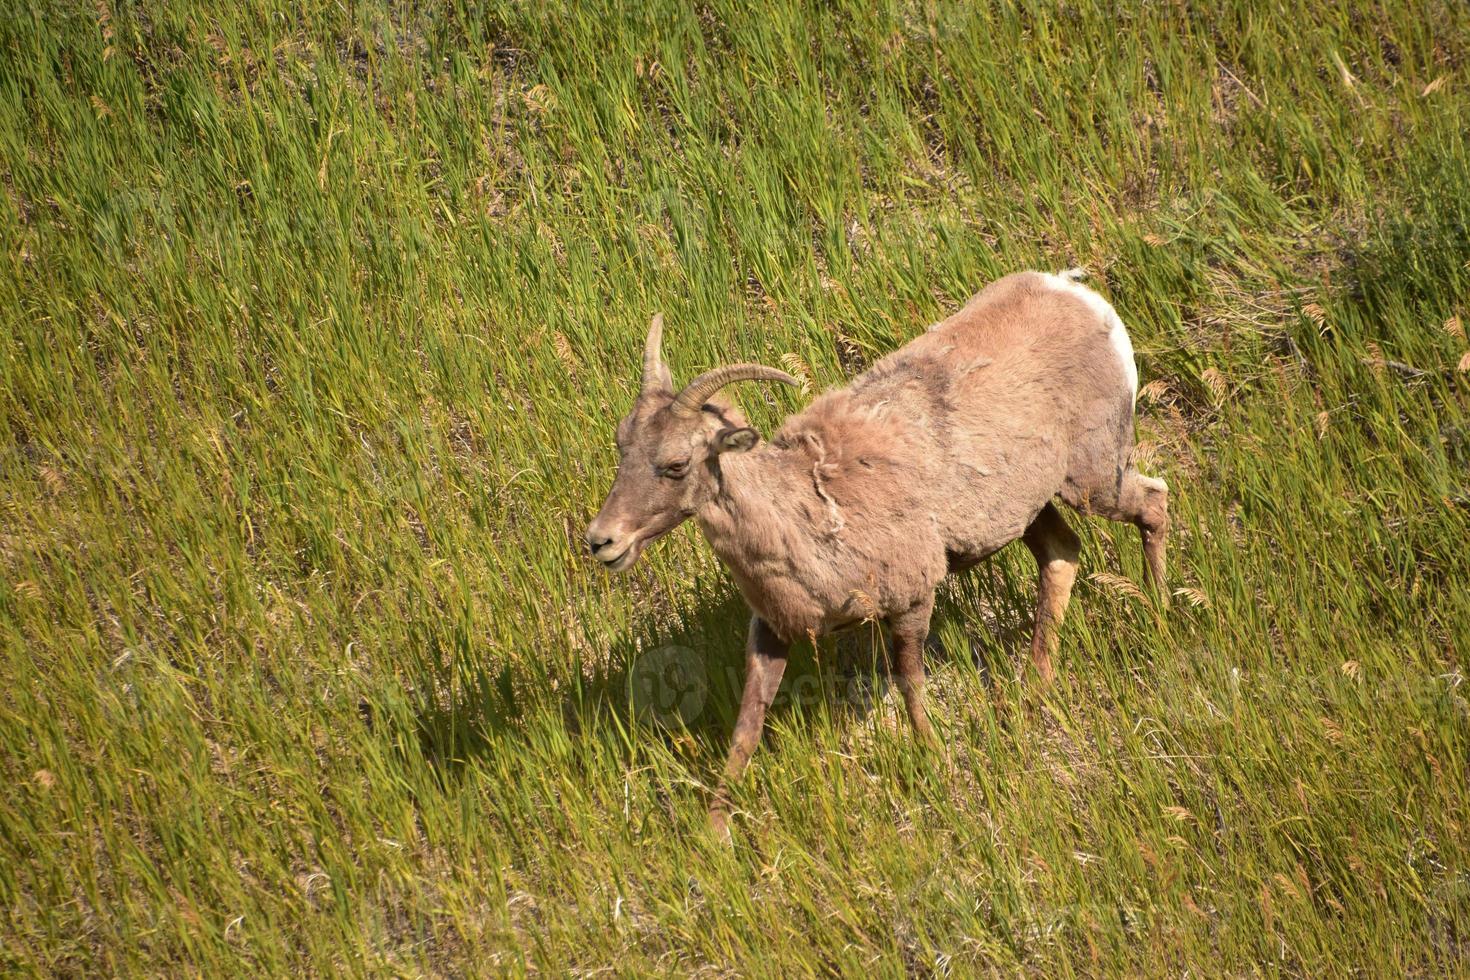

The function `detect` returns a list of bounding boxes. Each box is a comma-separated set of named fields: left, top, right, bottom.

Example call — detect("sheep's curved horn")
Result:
left=670, top=364, right=800, bottom=417
left=641, top=313, right=669, bottom=393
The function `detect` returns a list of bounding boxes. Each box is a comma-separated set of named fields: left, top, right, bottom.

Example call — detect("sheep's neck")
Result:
left=694, top=448, right=825, bottom=637
left=696, top=449, right=777, bottom=561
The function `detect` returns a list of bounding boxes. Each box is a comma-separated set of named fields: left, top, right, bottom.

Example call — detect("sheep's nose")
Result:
left=585, top=531, right=614, bottom=556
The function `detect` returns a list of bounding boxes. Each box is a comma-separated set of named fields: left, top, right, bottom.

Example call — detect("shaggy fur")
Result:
left=586, top=270, right=1169, bottom=835
left=698, top=270, right=1158, bottom=638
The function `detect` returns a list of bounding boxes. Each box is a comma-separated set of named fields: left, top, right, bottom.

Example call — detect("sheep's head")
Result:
left=585, top=314, right=798, bottom=571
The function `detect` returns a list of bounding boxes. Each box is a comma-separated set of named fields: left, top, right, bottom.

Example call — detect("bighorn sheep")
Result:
left=586, top=270, right=1168, bottom=834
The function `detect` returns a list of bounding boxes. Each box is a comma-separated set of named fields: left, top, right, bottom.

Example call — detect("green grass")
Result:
left=2, top=0, right=1468, bottom=973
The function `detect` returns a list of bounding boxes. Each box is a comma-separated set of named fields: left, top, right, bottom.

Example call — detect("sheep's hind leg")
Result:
left=888, top=595, right=939, bottom=745
left=709, top=616, right=789, bottom=838
left=1022, top=503, right=1082, bottom=684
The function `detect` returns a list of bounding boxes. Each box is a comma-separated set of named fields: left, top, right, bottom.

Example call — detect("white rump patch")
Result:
left=1042, top=270, right=1138, bottom=405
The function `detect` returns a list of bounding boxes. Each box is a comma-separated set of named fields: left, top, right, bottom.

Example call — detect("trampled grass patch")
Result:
left=1, top=0, right=1467, bottom=973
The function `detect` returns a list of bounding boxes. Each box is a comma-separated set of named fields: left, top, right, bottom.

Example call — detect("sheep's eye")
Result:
left=657, top=460, right=690, bottom=480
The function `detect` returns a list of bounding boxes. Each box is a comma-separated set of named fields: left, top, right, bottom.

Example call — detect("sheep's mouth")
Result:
left=596, top=520, right=683, bottom=571
left=599, top=544, right=640, bottom=571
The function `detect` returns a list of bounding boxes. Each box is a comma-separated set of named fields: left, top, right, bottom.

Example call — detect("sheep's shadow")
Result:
left=378, top=590, right=754, bottom=786
left=385, top=568, right=1033, bottom=790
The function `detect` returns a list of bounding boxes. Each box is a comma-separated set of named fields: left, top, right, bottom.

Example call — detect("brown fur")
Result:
left=586, top=271, right=1169, bottom=835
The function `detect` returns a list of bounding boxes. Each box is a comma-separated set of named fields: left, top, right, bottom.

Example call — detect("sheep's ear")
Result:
left=716, top=427, right=759, bottom=454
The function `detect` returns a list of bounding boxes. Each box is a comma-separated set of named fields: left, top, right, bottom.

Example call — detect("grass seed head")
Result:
left=1090, top=571, right=1146, bottom=602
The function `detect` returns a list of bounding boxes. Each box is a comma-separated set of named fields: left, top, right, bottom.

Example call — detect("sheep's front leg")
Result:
left=709, top=616, right=788, bottom=837
left=889, top=595, right=938, bottom=745
left=1022, top=502, right=1081, bottom=684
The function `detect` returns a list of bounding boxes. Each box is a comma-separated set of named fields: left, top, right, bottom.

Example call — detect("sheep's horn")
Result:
left=670, top=364, right=800, bottom=417
left=641, top=313, right=668, bottom=393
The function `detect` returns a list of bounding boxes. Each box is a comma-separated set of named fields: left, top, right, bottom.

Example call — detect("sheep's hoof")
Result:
left=916, top=724, right=945, bottom=755
left=707, top=804, right=734, bottom=842
left=707, top=787, right=736, bottom=842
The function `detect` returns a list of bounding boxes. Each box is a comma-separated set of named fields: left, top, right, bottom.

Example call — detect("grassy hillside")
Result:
left=2, top=0, right=1468, bottom=973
